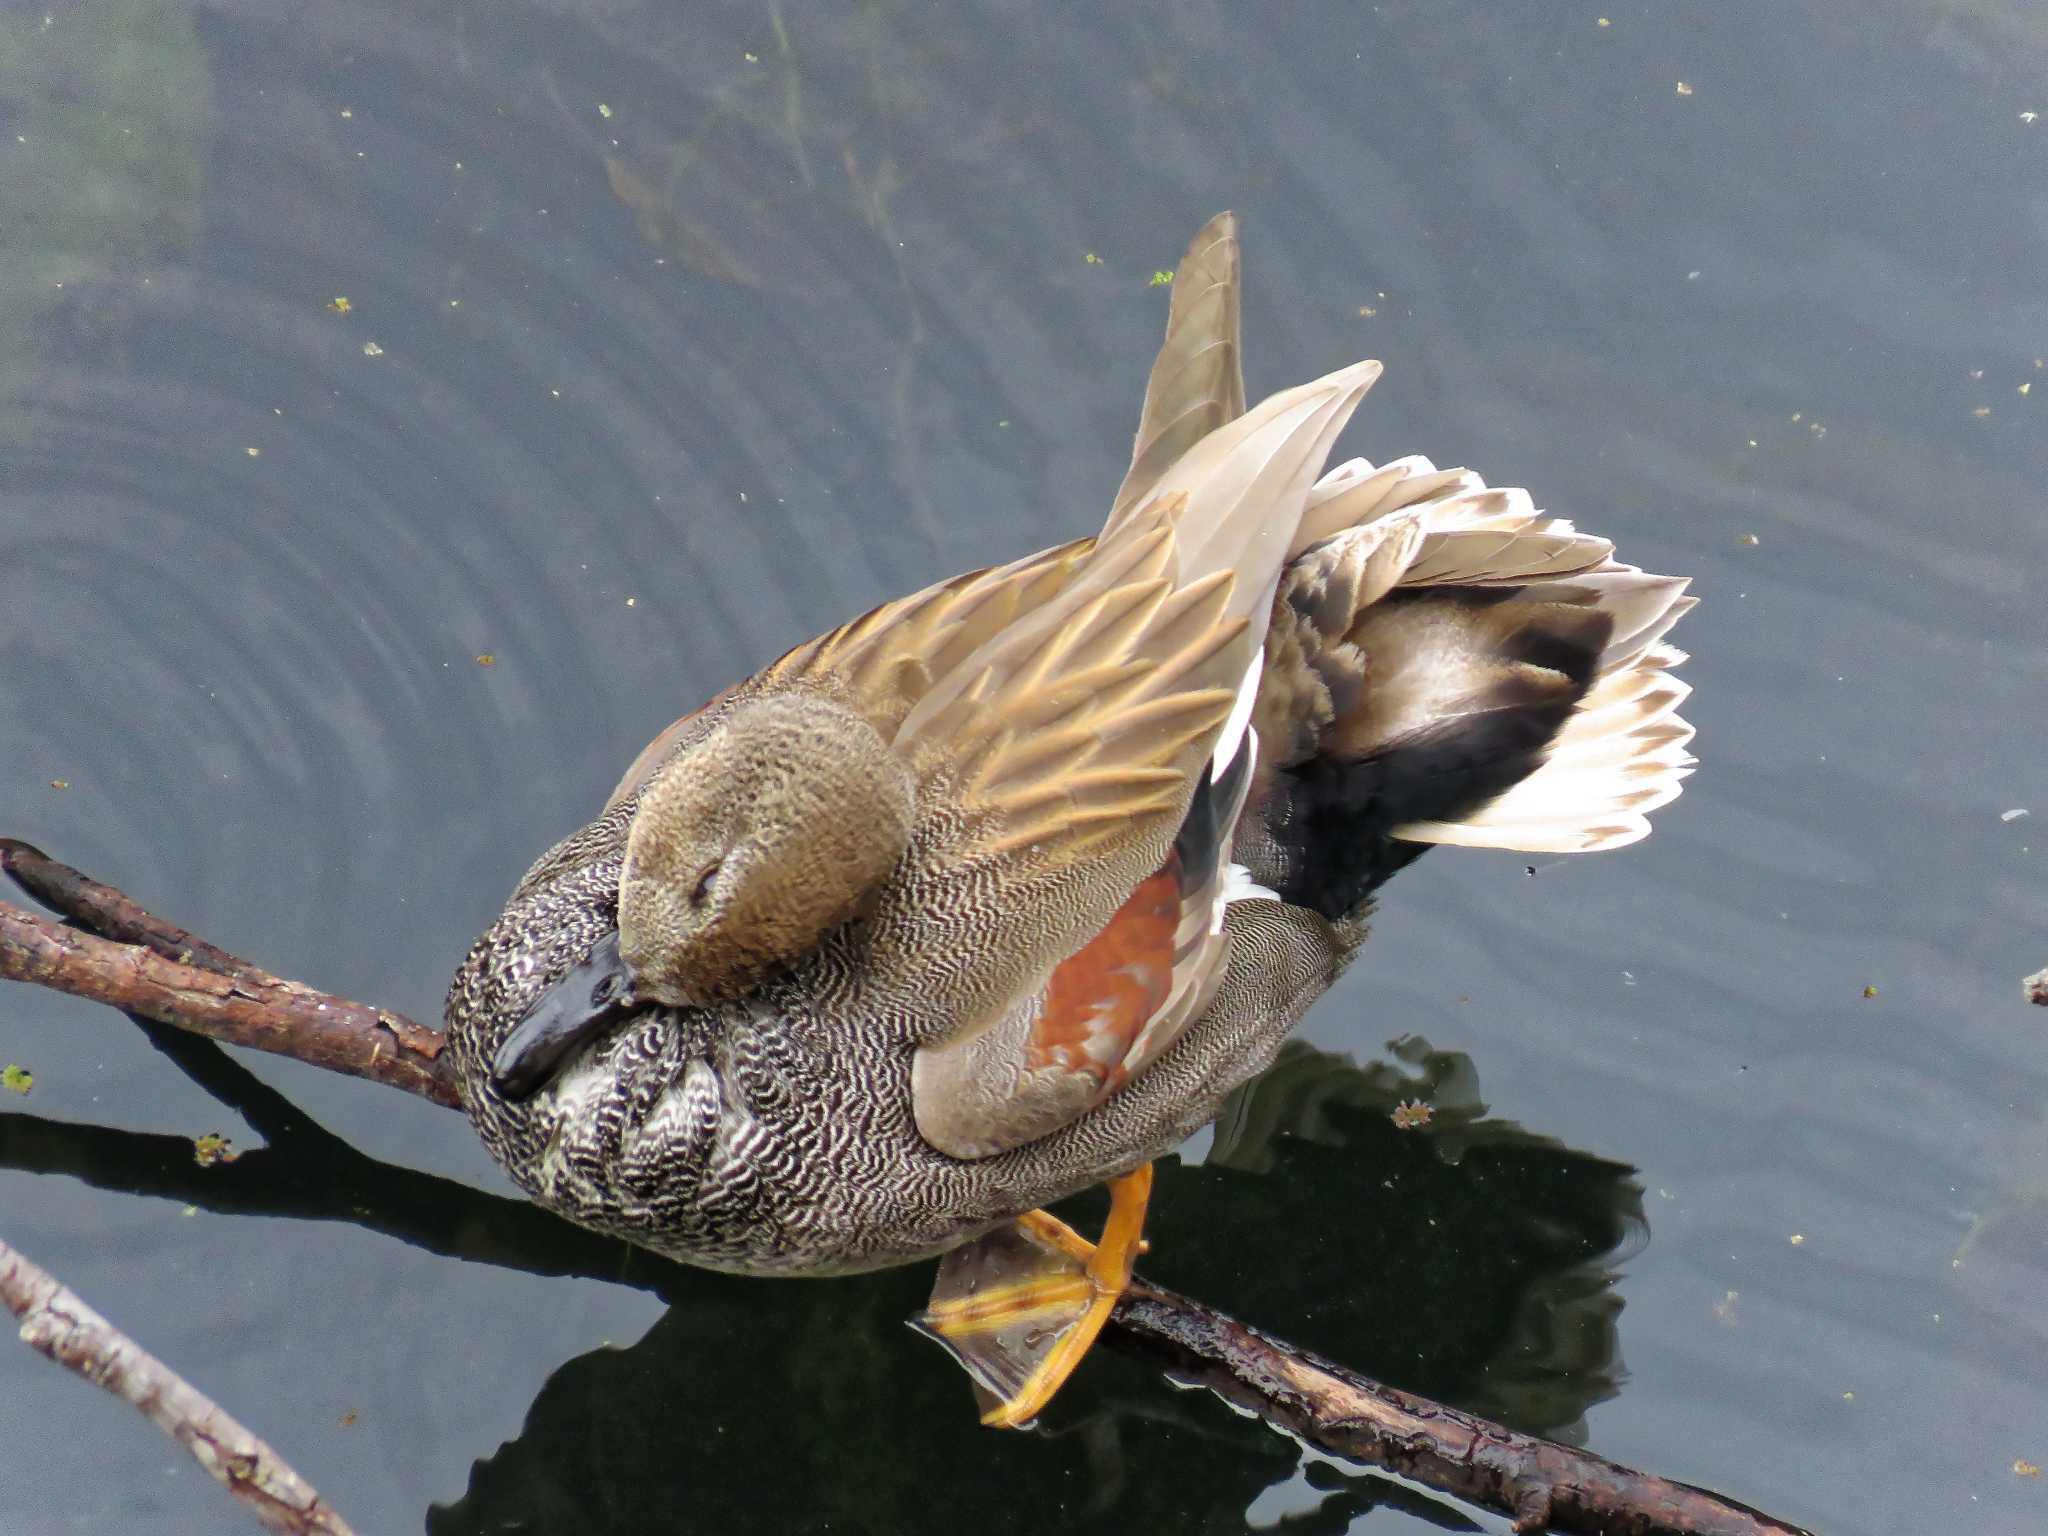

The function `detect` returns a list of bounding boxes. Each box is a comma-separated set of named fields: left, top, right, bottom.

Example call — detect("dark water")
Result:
left=4, top=3, right=2045, bottom=1531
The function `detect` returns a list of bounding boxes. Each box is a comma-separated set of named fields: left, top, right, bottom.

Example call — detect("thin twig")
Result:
left=0, top=1237, right=357, bottom=1536
left=1, top=846, right=1813, bottom=1536
left=0, top=899, right=457, bottom=1108
left=0, top=838, right=261, bottom=979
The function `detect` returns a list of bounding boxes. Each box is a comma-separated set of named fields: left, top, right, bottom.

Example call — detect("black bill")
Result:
left=490, top=930, right=639, bottom=1100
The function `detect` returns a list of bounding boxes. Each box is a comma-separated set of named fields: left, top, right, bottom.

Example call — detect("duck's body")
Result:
left=447, top=787, right=1346, bottom=1275
left=445, top=576, right=1367, bottom=1277
left=446, top=215, right=1694, bottom=1371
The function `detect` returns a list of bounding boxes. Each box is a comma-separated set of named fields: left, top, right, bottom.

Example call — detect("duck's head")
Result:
left=485, top=692, right=915, bottom=1099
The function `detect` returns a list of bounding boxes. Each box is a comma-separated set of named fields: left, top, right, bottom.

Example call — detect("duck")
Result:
left=444, top=212, right=1695, bottom=1429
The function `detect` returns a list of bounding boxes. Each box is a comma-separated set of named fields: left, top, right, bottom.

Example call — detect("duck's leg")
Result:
left=914, top=1164, right=1154, bottom=1428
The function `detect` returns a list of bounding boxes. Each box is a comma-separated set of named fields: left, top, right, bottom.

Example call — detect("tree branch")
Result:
left=0, top=844, right=455, bottom=1108
left=0, top=841, right=1813, bottom=1536
left=0, top=1237, right=357, bottom=1536
left=1113, top=1282, right=1802, bottom=1535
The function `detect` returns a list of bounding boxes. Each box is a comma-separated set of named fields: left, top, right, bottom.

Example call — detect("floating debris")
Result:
left=2017, top=1459, right=2042, bottom=1479
left=1149, top=269, right=1175, bottom=286
left=2023, top=111, right=2039, bottom=125
left=1713, top=1289, right=1739, bottom=1325
left=1789, top=1233, right=1805, bottom=1245
left=48, top=779, right=68, bottom=790
left=245, top=447, right=260, bottom=457
left=3, top=1064, right=32, bottom=1095
left=476, top=653, right=496, bottom=667
left=362, top=341, right=384, bottom=357
left=1676, top=81, right=1694, bottom=96
left=192, top=1133, right=240, bottom=1167
left=1390, top=1099, right=1434, bottom=1130
left=2024, top=967, right=2048, bottom=1006
left=1862, top=984, right=1879, bottom=1000
left=328, top=296, right=351, bottom=315
left=1083, top=252, right=1103, bottom=266
left=1739, top=533, right=1760, bottom=546
left=597, top=103, right=612, bottom=119
left=2001, top=808, right=2029, bottom=823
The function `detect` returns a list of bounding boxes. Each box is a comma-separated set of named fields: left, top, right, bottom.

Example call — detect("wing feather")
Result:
left=1111, top=211, right=1246, bottom=521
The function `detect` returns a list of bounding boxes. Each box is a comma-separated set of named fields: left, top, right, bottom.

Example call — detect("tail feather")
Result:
left=1240, top=456, right=1695, bottom=916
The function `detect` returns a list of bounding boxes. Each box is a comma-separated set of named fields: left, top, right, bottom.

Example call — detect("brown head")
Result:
left=619, top=691, right=917, bottom=1005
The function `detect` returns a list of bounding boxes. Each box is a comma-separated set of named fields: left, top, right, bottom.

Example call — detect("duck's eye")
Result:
left=690, top=861, right=722, bottom=908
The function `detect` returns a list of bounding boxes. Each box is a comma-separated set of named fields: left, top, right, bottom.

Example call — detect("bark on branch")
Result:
left=0, top=840, right=1813, bottom=1536
left=0, top=1237, right=357, bottom=1536
left=1114, top=1282, right=1800, bottom=1535
left=0, top=841, right=456, bottom=1107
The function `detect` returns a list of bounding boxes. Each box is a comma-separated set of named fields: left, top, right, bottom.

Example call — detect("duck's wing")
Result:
left=888, top=356, right=1378, bottom=1154
left=887, top=360, right=1377, bottom=915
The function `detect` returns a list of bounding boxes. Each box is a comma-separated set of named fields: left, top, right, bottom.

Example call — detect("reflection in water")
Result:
left=0, top=1018, right=1639, bottom=1532
left=0, top=1028, right=1630, bottom=1531
left=426, top=1040, right=1638, bottom=1533
left=429, top=1040, right=1639, bottom=1532
left=1204, top=1038, right=1644, bottom=1444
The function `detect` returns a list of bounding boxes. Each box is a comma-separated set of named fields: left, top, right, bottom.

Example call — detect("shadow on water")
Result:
left=0, top=1019, right=1641, bottom=1533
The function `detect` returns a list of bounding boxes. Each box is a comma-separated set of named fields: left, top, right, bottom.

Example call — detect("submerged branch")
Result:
left=0, top=1237, right=357, bottom=1536
left=1, top=842, right=1811, bottom=1536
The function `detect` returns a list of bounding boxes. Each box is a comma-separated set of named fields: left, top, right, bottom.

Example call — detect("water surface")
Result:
left=3, top=4, right=2045, bottom=1532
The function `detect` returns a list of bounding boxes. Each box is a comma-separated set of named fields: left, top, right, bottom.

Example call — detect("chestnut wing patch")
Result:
left=908, top=745, right=1255, bottom=1161
left=1027, top=860, right=1183, bottom=1094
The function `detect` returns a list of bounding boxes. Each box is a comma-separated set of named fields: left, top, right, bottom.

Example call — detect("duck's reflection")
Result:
left=0, top=1022, right=1642, bottom=1534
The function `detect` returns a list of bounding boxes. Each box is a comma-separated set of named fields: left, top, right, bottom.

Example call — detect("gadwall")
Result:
left=446, top=212, right=1694, bottom=1427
